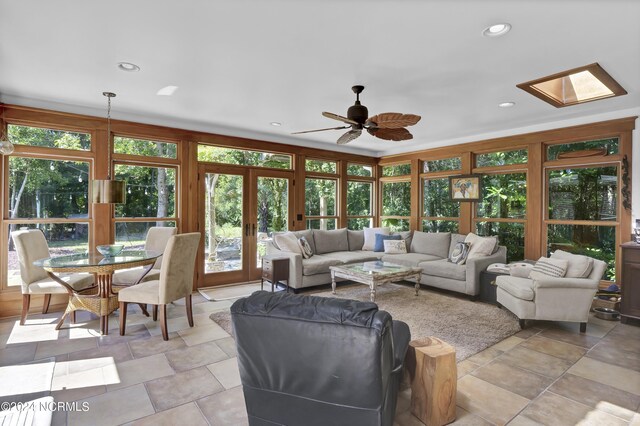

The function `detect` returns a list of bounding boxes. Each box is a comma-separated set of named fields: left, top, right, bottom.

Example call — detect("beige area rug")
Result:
left=210, top=283, right=521, bottom=361
left=199, top=282, right=263, bottom=301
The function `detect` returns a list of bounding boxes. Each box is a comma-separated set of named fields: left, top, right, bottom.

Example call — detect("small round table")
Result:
left=34, top=250, right=161, bottom=335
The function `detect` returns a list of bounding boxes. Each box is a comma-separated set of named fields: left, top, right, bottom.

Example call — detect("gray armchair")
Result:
left=231, top=291, right=411, bottom=426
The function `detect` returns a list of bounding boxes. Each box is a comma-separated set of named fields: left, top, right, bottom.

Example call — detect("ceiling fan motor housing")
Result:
left=347, top=103, right=368, bottom=126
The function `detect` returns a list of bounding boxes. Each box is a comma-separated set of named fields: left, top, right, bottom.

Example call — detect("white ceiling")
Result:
left=1, top=0, right=639, bottom=158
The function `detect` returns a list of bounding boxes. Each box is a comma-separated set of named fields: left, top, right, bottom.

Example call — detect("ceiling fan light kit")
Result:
left=293, top=85, right=421, bottom=144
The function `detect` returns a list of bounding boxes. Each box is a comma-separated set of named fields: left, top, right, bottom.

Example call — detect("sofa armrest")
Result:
left=534, top=277, right=599, bottom=290
left=465, top=246, right=507, bottom=295
left=265, top=241, right=303, bottom=288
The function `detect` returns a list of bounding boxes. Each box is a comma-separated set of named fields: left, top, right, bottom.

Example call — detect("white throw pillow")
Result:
left=510, top=263, right=534, bottom=278
left=550, top=250, right=594, bottom=278
left=464, top=233, right=498, bottom=263
left=383, top=240, right=407, bottom=254
left=297, top=237, right=313, bottom=259
left=274, top=233, right=301, bottom=254
left=529, top=257, right=568, bottom=280
left=363, top=227, right=390, bottom=251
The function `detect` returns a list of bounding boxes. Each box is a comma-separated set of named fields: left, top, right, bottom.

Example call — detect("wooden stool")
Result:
left=405, top=337, right=457, bottom=426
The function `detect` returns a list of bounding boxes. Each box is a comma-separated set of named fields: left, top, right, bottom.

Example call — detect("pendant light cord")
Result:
left=103, top=92, right=116, bottom=179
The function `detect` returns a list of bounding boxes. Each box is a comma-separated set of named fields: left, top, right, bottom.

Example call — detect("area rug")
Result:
left=210, top=283, right=521, bottom=361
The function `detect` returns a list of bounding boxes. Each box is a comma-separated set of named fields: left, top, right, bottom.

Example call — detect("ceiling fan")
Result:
left=292, top=85, right=421, bottom=144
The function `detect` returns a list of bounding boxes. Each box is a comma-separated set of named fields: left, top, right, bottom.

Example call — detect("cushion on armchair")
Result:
left=550, top=250, right=594, bottom=278
left=529, top=257, right=568, bottom=280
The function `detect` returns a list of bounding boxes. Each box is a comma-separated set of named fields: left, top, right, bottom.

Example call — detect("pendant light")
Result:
left=92, top=92, right=126, bottom=203
left=0, top=107, right=15, bottom=155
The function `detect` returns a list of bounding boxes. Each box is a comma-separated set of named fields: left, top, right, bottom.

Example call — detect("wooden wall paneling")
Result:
left=295, top=154, right=306, bottom=231
left=620, top=130, right=633, bottom=244
left=93, top=126, right=112, bottom=246
left=525, top=142, right=543, bottom=261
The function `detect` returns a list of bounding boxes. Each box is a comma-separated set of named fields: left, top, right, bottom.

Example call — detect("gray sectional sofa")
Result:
left=266, top=228, right=506, bottom=296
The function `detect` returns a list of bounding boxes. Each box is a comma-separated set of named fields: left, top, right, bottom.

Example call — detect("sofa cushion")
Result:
left=348, top=230, right=365, bottom=251
left=551, top=249, right=594, bottom=278
left=321, top=251, right=381, bottom=263
left=449, top=233, right=467, bottom=258
left=496, top=276, right=535, bottom=301
left=363, top=227, right=390, bottom=251
left=274, top=233, right=302, bottom=254
left=393, top=231, right=413, bottom=250
left=293, top=230, right=316, bottom=254
left=313, top=228, right=348, bottom=254
left=465, top=233, right=498, bottom=262
left=420, top=259, right=466, bottom=281
left=381, top=253, right=441, bottom=267
left=302, top=255, right=343, bottom=276
left=374, top=234, right=402, bottom=252
left=410, top=231, right=450, bottom=258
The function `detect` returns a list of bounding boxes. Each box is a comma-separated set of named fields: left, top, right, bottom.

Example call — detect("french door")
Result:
left=198, top=164, right=293, bottom=287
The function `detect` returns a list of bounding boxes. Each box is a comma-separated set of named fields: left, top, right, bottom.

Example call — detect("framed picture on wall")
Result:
left=449, top=175, right=481, bottom=201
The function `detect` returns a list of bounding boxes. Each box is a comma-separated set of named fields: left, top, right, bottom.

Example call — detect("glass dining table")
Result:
left=34, top=250, right=161, bottom=335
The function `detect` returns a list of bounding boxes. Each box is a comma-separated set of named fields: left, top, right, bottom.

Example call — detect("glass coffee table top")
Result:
left=333, top=261, right=416, bottom=275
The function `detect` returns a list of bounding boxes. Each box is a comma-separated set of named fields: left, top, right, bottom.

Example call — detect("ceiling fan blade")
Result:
left=322, top=111, right=359, bottom=126
left=291, top=126, right=350, bottom=135
left=367, top=127, right=413, bottom=141
left=337, top=129, right=362, bottom=145
left=366, top=113, right=421, bottom=129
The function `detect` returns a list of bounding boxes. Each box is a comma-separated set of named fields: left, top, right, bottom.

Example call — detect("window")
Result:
left=381, top=163, right=411, bottom=177
left=422, top=178, right=459, bottom=233
left=546, top=166, right=618, bottom=280
left=8, top=124, right=91, bottom=151
left=198, top=145, right=291, bottom=169
left=115, top=221, right=177, bottom=249
left=347, top=163, right=373, bottom=177
left=114, top=165, right=176, bottom=218
left=381, top=181, right=411, bottom=231
left=423, top=158, right=461, bottom=173
left=305, top=178, right=337, bottom=230
left=347, top=181, right=373, bottom=230
left=305, top=159, right=337, bottom=174
left=475, top=173, right=527, bottom=261
left=476, top=149, right=528, bottom=167
left=114, top=136, right=177, bottom=158
left=547, top=138, right=618, bottom=161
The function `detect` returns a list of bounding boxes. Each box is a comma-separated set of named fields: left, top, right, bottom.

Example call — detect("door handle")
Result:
left=252, top=224, right=256, bottom=236
left=245, top=224, right=250, bottom=237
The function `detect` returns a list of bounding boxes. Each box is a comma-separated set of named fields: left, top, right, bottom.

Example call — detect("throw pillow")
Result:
left=297, top=236, right=313, bottom=259
left=529, top=257, right=568, bottom=280
left=550, top=249, right=594, bottom=278
left=465, top=233, right=498, bottom=263
left=510, top=263, right=534, bottom=278
left=448, top=241, right=470, bottom=264
left=274, top=233, right=301, bottom=254
left=384, top=240, right=407, bottom=254
left=374, top=234, right=402, bottom=252
left=363, top=227, right=390, bottom=251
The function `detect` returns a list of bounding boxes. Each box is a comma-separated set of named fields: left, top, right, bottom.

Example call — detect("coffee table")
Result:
left=330, top=261, right=422, bottom=302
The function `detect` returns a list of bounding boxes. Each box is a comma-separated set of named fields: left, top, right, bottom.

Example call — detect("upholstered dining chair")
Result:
left=12, top=229, right=95, bottom=325
left=118, top=232, right=200, bottom=340
left=112, top=226, right=177, bottom=285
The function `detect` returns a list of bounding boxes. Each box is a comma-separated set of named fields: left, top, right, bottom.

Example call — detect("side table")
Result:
left=261, top=255, right=290, bottom=292
left=479, top=270, right=509, bottom=305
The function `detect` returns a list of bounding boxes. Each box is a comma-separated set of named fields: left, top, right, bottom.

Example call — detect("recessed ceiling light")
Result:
left=482, top=23, right=511, bottom=37
left=157, top=85, right=178, bottom=96
left=498, top=102, right=515, bottom=108
left=117, top=62, right=140, bottom=72
left=270, top=122, right=282, bottom=127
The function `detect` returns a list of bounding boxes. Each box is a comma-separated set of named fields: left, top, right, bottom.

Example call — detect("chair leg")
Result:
left=152, top=305, right=158, bottom=322
left=42, top=294, right=51, bottom=314
left=70, top=311, right=76, bottom=324
left=519, top=319, right=526, bottom=329
left=580, top=322, right=587, bottom=333
left=20, top=294, right=31, bottom=326
left=186, top=294, right=194, bottom=327
left=159, top=304, right=168, bottom=341
left=119, top=302, right=128, bottom=336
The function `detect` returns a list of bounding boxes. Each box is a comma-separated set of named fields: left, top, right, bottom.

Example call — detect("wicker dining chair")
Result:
left=112, top=226, right=177, bottom=285
left=118, top=233, right=200, bottom=340
left=12, top=229, right=94, bottom=325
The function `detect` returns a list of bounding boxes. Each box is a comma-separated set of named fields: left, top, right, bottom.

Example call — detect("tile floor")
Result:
left=1, top=292, right=639, bottom=426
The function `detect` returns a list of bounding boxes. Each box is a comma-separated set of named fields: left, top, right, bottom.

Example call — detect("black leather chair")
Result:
left=231, top=290, right=411, bottom=426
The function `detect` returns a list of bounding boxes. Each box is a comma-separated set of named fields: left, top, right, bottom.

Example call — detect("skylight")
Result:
left=517, top=63, right=626, bottom=108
